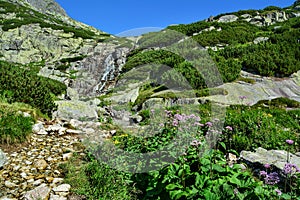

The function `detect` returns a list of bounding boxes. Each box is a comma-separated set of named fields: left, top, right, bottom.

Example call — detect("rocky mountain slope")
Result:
left=0, top=0, right=133, bottom=121
left=5, top=0, right=67, bottom=16
left=0, top=1, right=299, bottom=199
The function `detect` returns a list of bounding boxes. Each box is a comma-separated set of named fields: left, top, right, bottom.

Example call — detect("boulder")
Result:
left=253, top=37, right=269, bottom=44
left=23, top=184, right=51, bottom=200
left=218, top=15, right=238, bottom=23
left=54, top=100, right=98, bottom=121
left=240, top=147, right=300, bottom=171
left=0, top=149, right=7, bottom=168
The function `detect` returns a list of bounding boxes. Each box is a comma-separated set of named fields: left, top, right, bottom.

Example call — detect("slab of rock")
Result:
left=218, top=15, right=238, bottom=23
left=109, top=87, right=139, bottom=104
left=52, top=184, right=71, bottom=193
left=0, top=148, right=7, bottom=168
left=240, top=147, right=300, bottom=171
left=54, top=100, right=98, bottom=121
left=23, top=184, right=51, bottom=200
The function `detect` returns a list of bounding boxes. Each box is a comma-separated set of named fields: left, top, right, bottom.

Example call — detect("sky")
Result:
left=55, top=0, right=296, bottom=36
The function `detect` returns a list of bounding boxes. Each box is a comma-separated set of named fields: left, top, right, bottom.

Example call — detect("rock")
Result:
left=66, top=129, right=83, bottom=134
left=130, top=115, right=143, bottom=124
left=253, top=37, right=269, bottom=44
left=142, top=98, right=165, bottom=110
left=69, top=119, right=83, bottom=129
left=54, top=100, right=98, bottom=121
left=110, top=130, right=117, bottom=136
left=23, top=183, right=51, bottom=200
left=218, top=15, right=238, bottom=23
left=49, top=194, right=67, bottom=200
left=0, top=148, right=7, bottom=168
left=34, top=159, right=48, bottom=170
left=32, top=179, right=43, bottom=186
left=37, top=130, right=48, bottom=135
left=66, top=87, right=79, bottom=101
left=4, top=181, right=17, bottom=188
left=110, top=87, right=139, bottom=104
left=52, top=178, right=64, bottom=185
left=240, top=147, right=300, bottom=171
left=52, top=184, right=71, bottom=193
left=0, top=197, right=17, bottom=200
left=62, top=153, right=73, bottom=161
left=32, top=122, right=44, bottom=134
left=47, top=124, right=63, bottom=132
left=240, top=14, right=252, bottom=19
left=46, top=177, right=54, bottom=183
left=83, top=128, right=95, bottom=134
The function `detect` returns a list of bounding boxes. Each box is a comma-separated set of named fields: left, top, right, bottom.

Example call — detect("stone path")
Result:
left=0, top=120, right=89, bottom=200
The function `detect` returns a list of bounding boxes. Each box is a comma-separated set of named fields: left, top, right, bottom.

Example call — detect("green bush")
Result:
left=0, top=61, right=65, bottom=116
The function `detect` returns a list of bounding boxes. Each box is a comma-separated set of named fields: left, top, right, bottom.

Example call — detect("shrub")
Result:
left=0, top=61, right=64, bottom=116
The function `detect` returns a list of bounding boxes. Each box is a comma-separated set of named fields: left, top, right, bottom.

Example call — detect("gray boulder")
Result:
left=240, top=147, right=300, bottom=172
left=53, top=100, right=99, bottom=121
left=0, top=149, right=7, bottom=168
left=23, top=183, right=51, bottom=200
left=218, top=15, right=238, bottom=23
left=253, top=37, right=269, bottom=44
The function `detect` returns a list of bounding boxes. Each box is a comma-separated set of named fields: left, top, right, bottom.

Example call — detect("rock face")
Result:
left=202, top=70, right=300, bottom=105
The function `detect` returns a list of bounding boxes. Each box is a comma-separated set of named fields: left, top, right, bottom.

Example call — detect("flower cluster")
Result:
left=283, top=163, right=300, bottom=175
left=166, top=110, right=203, bottom=128
left=260, top=171, right=280, bottom=185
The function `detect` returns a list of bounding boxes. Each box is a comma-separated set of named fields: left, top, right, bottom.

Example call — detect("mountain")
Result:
left=4, top=0, right=67, bottom=16
left=0, top=1, right=300, bottom=199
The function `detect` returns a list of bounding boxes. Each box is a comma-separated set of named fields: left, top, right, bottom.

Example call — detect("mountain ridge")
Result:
left=3, top=0, right=67, bottom=17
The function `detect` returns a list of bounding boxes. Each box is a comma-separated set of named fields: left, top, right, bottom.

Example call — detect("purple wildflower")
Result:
left=275, top=189, right=282, bottom=196
left=225, top=126, right=233, bottom=131
left=174, top=114, right=184, bottom=121
left=264, top=172, right=280, bottom=185
left=264, top=163, right=271, bottom=169
left=172, top=120, right=179, bottom=127
left=205, top=122, right=213, bottom=127
left=260, top=170, right=267, bottom=176
left=283, top=163, right=300, bottom=174
left=286, top=139, right=294, bottom=145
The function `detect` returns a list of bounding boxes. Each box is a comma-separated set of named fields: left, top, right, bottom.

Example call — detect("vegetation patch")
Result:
left=0, top=61, right=66, bottom=117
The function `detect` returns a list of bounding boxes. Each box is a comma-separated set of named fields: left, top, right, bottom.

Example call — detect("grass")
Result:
left=0, top=101, right=39, bottom=144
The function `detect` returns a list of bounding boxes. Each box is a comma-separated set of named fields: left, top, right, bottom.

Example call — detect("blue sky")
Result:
left=56, top=0, right=295, bottom=35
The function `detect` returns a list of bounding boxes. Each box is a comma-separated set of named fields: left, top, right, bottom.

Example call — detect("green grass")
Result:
left=0, top=101, right=38, bottom=144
